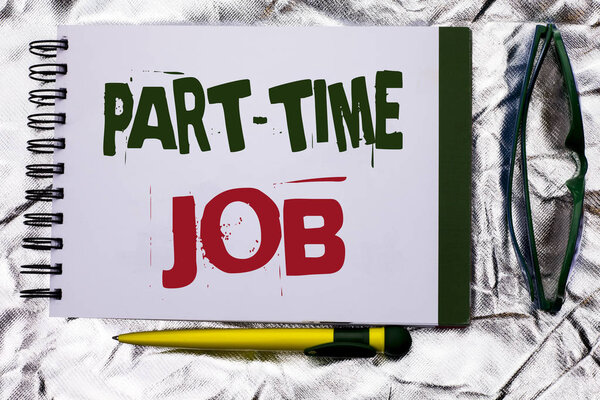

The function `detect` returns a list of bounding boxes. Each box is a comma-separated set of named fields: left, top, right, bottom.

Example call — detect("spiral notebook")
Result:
left=23, top=25, right=471, bottom=325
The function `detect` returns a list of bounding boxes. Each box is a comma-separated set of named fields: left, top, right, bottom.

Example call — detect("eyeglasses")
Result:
left=507, top=24, right=587, bottom=312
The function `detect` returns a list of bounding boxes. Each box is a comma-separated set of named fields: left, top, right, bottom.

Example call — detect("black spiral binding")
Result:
left=21, top=39, right=68, bottom=300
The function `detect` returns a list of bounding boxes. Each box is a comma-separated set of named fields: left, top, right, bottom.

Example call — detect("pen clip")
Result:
left=304, top=341, right=377, bottom=358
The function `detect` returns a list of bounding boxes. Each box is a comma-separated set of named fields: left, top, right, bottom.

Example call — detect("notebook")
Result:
left=24, top=25, right=471, bottom=325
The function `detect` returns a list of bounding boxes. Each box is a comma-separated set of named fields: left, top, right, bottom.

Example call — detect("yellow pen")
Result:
left=113, top=326, right=411, bottom=358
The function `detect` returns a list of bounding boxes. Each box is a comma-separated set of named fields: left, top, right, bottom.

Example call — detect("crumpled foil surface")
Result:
left=1, top=1, right=600, bottom=399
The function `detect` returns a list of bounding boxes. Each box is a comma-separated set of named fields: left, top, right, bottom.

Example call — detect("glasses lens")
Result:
left=510, top=125, right=536, bottom=280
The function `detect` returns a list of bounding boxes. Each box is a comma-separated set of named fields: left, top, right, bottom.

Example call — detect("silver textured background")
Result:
left=1, top=1, right=600, bottom=399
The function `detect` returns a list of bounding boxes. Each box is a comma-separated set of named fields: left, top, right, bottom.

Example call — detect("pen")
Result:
left=113, top=326, right=411, bottom=358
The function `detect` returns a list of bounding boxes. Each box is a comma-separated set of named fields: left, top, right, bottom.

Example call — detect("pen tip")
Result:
left=112, top=335, right=119, bottom=341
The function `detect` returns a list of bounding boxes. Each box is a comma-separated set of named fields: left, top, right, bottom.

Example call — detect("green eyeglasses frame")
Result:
left=507, top=24, right=588, bottom=312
